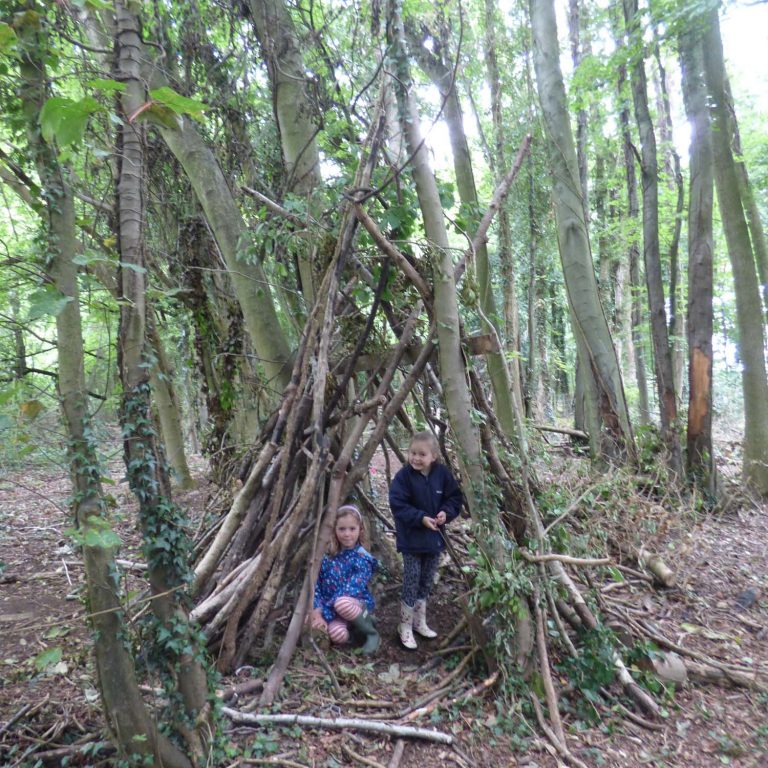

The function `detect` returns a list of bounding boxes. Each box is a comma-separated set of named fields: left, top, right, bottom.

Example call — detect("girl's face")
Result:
left=408, top=439, right=438, bottom=475
left=335, top=513, right=361, bottom=550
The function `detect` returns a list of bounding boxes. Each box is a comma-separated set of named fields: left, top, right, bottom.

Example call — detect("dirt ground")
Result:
left=1, top=448, right=766, bottom=768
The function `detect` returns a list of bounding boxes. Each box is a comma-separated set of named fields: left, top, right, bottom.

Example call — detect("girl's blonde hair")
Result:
left=410, top=430, right=441, bottom=461
left=327, top=503, right=370, bottom=555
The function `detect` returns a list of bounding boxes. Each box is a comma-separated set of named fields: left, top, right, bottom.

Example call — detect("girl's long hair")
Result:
left=327, top=503, right=370, bottom=556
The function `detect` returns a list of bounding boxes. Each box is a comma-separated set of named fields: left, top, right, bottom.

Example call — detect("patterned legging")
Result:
left=401, top=552, right=440, bottom=607
left=327, top=596, right=364, bottom=645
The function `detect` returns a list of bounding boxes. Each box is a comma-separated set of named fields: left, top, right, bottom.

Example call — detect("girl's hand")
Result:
left=422, top=515, right=439, bottom=531
left=435, top=510, right=447, bottom=525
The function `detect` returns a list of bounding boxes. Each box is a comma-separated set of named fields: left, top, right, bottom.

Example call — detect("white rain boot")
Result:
left=413, top=599, right=437, bottom=639
left=398, top=602, right=418, bottom=650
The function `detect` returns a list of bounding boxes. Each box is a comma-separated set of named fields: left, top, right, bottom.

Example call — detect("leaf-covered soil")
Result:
left=1, top=450, right=767, bottom=767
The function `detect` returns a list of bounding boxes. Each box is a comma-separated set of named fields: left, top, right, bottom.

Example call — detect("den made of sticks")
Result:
left=0, top=0, right=767, bottom=766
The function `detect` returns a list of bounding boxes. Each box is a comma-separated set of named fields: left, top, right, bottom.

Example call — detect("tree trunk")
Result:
left=389, top=0, right=532, bottom=665
left=622, top=0, right=681, bottom=475
left=530, top=0, right=635, bottom=463
left=483, top=0, right=525, bottom=404
left=679, top=26, right=715, bottom=496
left=407, top=24, right=524, bottom=452
left=148, top=314, right=194, bottom=488
left=723, top=77, right=768, bottom=324
left=652, top=38, right=685, bottom=401
left=616, top=52, right=650, bottom=425
left=703, top=9, right=768, bottom=495
left=247, top=0, right=324, bottom=306
left=114, top=5, right=212, bottom=759
left=16, top=7, right=191, bottom=766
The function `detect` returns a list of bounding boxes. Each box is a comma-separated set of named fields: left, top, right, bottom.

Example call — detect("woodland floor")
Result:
left=0, top=442, right=767, bottom=767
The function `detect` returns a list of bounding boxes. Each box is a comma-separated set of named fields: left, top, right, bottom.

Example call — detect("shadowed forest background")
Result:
left=0, top=0, right=767, bottom=765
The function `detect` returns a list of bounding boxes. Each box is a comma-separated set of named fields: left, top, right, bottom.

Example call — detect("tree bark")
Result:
left=16, top=7, right=191, bottom=766
left=147, top=314, right=194, bottom=488
left=622, top=0, right=681, bottom=475
left=247, top=0, right=324, bottom=306
left=114, top=5, right=212, bottom=759
left=407, top=23, right=524, bottom=452
left=703, top=9, right=768, bottom=495
left=615, top=47, right=650, bottom=426
left=679, top=26, right=715, bottom=495
left=389, top=0, right=532, bottom=665
left=530, top=0, right=635, bottom=464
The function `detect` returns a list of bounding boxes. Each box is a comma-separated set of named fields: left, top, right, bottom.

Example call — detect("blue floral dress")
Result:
left=313, top=545, right=378, bottom=622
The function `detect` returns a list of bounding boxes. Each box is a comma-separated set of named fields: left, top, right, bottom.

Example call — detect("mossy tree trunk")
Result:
left=114, top=4, right=213, bottom=759
left=16, top=6, right=192, bottom=766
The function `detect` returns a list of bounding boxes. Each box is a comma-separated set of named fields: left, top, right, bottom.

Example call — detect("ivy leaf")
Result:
left=34, top=646, right=62, bottom=672
left=0, top=22, right=19, bottom=58
left=88, top=77, right=126, bottom=93
left=27, top=286, right=73, bottom=320
left=148, top=86, right=208, bottom=119
left=40, top=96, right=102, bottom=147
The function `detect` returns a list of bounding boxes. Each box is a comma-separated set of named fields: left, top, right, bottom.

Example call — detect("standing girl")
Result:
left=389, top=431, right=463, bottom=649
left=311, top=504, right=380, bottom=654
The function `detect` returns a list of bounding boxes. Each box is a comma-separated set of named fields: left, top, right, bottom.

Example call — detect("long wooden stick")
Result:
left=221, top=709, right=454, bottom=744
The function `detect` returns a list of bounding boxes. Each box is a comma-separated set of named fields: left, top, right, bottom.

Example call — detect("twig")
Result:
left=387, top=739, right=405, bottom=768
left=543, top=483, right=598, bottom=536
left=309, top=634, right=343, bottom=698
left=0, top=701, right=33, bottom=735
left=221, top=708, right=453, bottom=744
left=341, top=743, right=386, bottom=768
left=519, top=549, right=610, bottom=566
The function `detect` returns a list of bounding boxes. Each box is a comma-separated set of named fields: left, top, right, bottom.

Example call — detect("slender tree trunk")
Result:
left=114, top=5, right=212, bottom=758
left=389, top=0, right=532, bottom=665
left=530, top=0, right=635, bottom=463
left=679, top=27, right=715, bottom=495
left=246, top=0, right=324, bottom=305
left=724, top=77, right=768, bottom=324
left=568, top=0, right=589, bottom=217
left=703, top=9, right=768, bottom=494
left=148, top=315, right=194, bottom=488
left=482, top=0, right=525, bottom=411
left=622, top=0, right=681, bottom=474
left=16, top=7, right=191, bottom=766
left=616, top=54, right=650, bottom=425
left=407, top=25, right=524, bottom=451
left=653, top=36, right=686, bottom=401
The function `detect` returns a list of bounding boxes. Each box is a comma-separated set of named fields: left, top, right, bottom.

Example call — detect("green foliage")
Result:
left=148, top=86, right=208, bottom=119
left=67, top=515, right=122, bottom=549
left=40, top=95, right=102, bottom=147
left=33, top=645, right=62, bottom=671
left=0, top=22, right=19, bottom=58
left=26, top=285, right=72, bottom=319
left=556, top=625, right=616, bottom=722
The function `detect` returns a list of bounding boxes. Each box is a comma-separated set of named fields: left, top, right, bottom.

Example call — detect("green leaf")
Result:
left=88, top=78, right=125, bottom=93
left=148, top=86, right=208, bottom=119
left=34, top=646, right=62, bottom=672
left=27, top=286, right=73, bottom=320
left=40, top=96, right=102, bottom=147
left=71, top=0, right=113, bottom=9
left=0, top=22, right=19, bottom=58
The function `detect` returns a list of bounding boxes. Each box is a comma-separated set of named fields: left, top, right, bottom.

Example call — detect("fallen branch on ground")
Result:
left=221, top=708, right=454, bottom=744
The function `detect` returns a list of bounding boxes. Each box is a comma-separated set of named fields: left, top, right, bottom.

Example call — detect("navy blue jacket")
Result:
left=389, top=463, right=463, bottom=554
